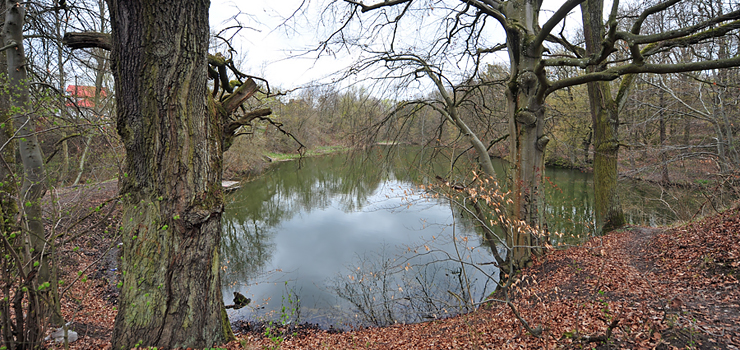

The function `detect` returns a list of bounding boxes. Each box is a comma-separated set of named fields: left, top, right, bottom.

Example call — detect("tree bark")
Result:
left=581, top=0, right=625, bottom=234
left=503, top=0, right=549, bottom=269
left=659, top=89, right=669, bottom=183
left=107, top=0, right=233, bottom=348
left=0, top=0, right=16, bottom=237
left=62, top=31, right=112, bottom=51
left=4, top=1, right=50, bottom=347
left=56, top=9, right=70, bottom=186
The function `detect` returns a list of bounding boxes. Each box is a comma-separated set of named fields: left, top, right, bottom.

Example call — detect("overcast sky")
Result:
left=209, top=1, right=346, bottom=91
left=209, top=1, right=581, bottom=95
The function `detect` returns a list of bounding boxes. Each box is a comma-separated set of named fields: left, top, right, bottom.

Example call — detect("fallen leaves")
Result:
left=52, top=182, right=739, bottom=349
left=223, top=207, right=739, bottom=349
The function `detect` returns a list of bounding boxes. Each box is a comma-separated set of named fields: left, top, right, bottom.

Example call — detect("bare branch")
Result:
left=532, top=0, right=587, bottom=51
left=640, top=20, right=740, bottom=58
left=547, top=56, right=740, bottom=95
left=630, top=0, right=681, bottom=35
left=220, top=78, right=260, bottom=115
left=224, top=108, right=272, bottom=136
left=0, top=41, right=18, bottom=52
left=618, top=9, right=740, bottom=47
left=344, top=0, right=413, bottom=13
left=62, top=31, right=112, bottom=51
left=461, top=0, right=506, bottom=25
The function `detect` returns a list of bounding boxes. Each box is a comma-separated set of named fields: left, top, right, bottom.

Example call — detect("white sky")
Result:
left=208, top=0, right=582, bottom=94
left=209, top=0, right=347, bottom=91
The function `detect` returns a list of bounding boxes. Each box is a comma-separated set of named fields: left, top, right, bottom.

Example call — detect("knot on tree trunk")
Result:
left=515, top=109, right=537, bottom=127
left=536, top=135, right=550, bottom=151
left=595, top=140, right=620, bottom=153
left=183, top=204, right=224, bottom=229
left=517, top=70, right=538, bottom=95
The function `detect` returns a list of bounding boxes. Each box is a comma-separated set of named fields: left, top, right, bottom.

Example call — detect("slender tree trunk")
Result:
left=73, top=4, right=109, bottom=188
left=713, top=117, right=730, bottom=173
left=4, top=1, right=50, bottom=346
left=0, top=6, right=18, bottom=349
left=715, top=18, right=738, bottom=169
left=107, top=0, right=233, bottom=348
left=683, top=118, right=690, bottom=148
left=0, top=0, right=16, bottom=237
left=419, top=59, right=499, bottom=180
left=582, top=128, right=592, bottom=165
left=71, top=135, right=93, bottom=186
left=581, top=0, right=625, bottom=234
left=4, top=0, right=47, bottom=273
left=56, top=10, right=70, bottom=186
left=659, top=90, right=669, bottom=183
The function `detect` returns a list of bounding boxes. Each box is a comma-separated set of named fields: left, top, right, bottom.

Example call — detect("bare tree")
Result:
left=325, top=0, right=740, bottom=252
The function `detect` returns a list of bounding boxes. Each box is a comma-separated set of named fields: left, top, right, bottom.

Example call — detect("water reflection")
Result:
left=221, top=147, right=720, bottom=328
left=221, top=151, right=499, bottom=328
left=544, top=167, right=595, bottom=241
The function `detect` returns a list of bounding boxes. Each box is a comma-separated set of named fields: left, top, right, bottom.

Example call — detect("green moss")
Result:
left=221, top=307, right=235, bottom=341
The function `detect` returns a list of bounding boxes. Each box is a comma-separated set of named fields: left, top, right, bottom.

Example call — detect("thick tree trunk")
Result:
left=503, top=0, right=548, bottom=270
left=591, top=103, right=624, bottom=233
left=581, top=0, right=625, bottom=234
left=107, top=0, right=233, bottom=348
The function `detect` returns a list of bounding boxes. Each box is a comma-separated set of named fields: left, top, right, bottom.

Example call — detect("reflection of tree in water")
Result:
left=331, top=241, right=494, bottom=328
left=543, top=167, right=595, bottom=241
left=222, top=147, right=728, bottom=324
left=221, top=152, right=386, bottom=287
left=221, top=217, right=276, bottom=287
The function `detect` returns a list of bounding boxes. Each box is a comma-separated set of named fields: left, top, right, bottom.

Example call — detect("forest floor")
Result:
left=46, top=181, right=739, bottom=350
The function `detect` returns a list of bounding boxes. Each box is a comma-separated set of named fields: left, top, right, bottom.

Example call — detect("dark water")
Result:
left=221, top=147, right=712, bottom=328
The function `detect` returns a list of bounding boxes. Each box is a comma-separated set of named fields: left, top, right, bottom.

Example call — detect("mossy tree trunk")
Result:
left=581, top=0, right=626, bottom=234
left=107, top=0, right=234, bottom=348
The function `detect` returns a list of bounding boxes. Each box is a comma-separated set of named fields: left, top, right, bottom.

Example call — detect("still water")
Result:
left=221, top=147, right=707, bottom=328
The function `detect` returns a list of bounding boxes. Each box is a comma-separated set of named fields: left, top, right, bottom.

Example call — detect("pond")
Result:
left=221, top=147, right=714, bottom=328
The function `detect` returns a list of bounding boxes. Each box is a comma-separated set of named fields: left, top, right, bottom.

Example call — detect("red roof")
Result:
left=70, top=100, right=96, bottom=108
left=66, top=85, right=108, bottom=98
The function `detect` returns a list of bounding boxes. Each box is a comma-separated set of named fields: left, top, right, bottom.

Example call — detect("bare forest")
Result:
left=0, top=0, right=738, bottom=349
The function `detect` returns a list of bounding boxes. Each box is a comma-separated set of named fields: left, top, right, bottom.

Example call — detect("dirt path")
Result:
left=585, top=223, right=739, bottom=350
left=635, top=219, right=740, bottom=349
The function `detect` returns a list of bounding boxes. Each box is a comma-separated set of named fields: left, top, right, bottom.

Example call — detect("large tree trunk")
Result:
left=581, top=0, right=625, bottom=234
left=503, top=0, right=549, bottom=270
left=107, top=0, right=233, bottom=348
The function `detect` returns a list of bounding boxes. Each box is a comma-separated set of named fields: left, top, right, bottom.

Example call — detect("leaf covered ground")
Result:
left=49, top=184, right=739, bottom=349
